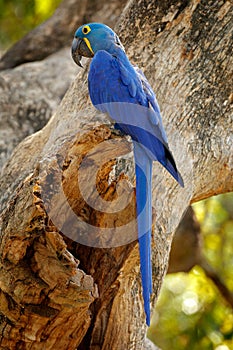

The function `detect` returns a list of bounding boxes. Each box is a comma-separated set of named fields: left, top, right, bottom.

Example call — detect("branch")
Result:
left=0, top=48, right=77, bottom=168
left=0, top=0, right=232, bottom=348
left=200, top=258, right=233, bottom=308
left=168, top=207, right=201, bottom=273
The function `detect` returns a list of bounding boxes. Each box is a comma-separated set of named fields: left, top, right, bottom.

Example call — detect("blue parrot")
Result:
left=71, top=23, right=184, bottom=326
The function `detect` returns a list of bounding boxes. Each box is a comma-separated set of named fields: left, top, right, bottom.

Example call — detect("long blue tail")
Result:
left=133, top=142, right=153, bottom=326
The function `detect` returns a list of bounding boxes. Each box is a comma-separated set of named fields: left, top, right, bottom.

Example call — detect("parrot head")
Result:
left=71, top=23, right=124, bottom=67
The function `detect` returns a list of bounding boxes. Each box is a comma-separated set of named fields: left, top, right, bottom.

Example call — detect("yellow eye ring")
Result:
left=82, top=25, right=91, bottom=35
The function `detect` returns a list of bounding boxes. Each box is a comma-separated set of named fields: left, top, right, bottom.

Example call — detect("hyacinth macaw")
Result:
left=71, top=23, right=184, bottom=326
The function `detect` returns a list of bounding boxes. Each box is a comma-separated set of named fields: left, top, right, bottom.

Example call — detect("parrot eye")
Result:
left=82, top=25, right=91, bottom=35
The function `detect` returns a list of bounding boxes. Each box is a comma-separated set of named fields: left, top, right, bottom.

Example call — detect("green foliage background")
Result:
left=0, top=0, right=61, bottom=50
left=0, top=2, right=232, bottom=349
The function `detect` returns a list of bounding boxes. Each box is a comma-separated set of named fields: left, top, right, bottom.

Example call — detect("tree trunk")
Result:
left=0, top=0, right=127, bottom=70
left=0, top=0, right=232, bottom=349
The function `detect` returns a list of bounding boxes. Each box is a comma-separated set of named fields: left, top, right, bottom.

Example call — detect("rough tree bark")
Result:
left=0, top=0, right=232, bottom=349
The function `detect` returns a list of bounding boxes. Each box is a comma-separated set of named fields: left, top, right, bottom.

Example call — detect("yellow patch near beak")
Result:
left=83, top=37, right=94, bottom=55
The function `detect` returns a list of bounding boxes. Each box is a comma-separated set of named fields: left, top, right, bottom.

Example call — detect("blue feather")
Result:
left=88, top=51, right=184, bottom=187
left=134, top=142, right=153, bottom=325
left=74, top=23, right=184, bottom=326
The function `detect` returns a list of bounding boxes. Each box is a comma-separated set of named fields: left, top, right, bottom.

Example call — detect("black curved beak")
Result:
left=71, top=38, right=94, bottom=68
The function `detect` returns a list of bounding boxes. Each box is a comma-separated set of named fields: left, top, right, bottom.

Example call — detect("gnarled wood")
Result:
left=0, top=174, right=96, bottom=349
left=0, top=0, right=232, bottom=349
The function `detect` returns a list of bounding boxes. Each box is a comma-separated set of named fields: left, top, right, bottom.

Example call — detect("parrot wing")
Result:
left=88, top=50, right=183, bottom=186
